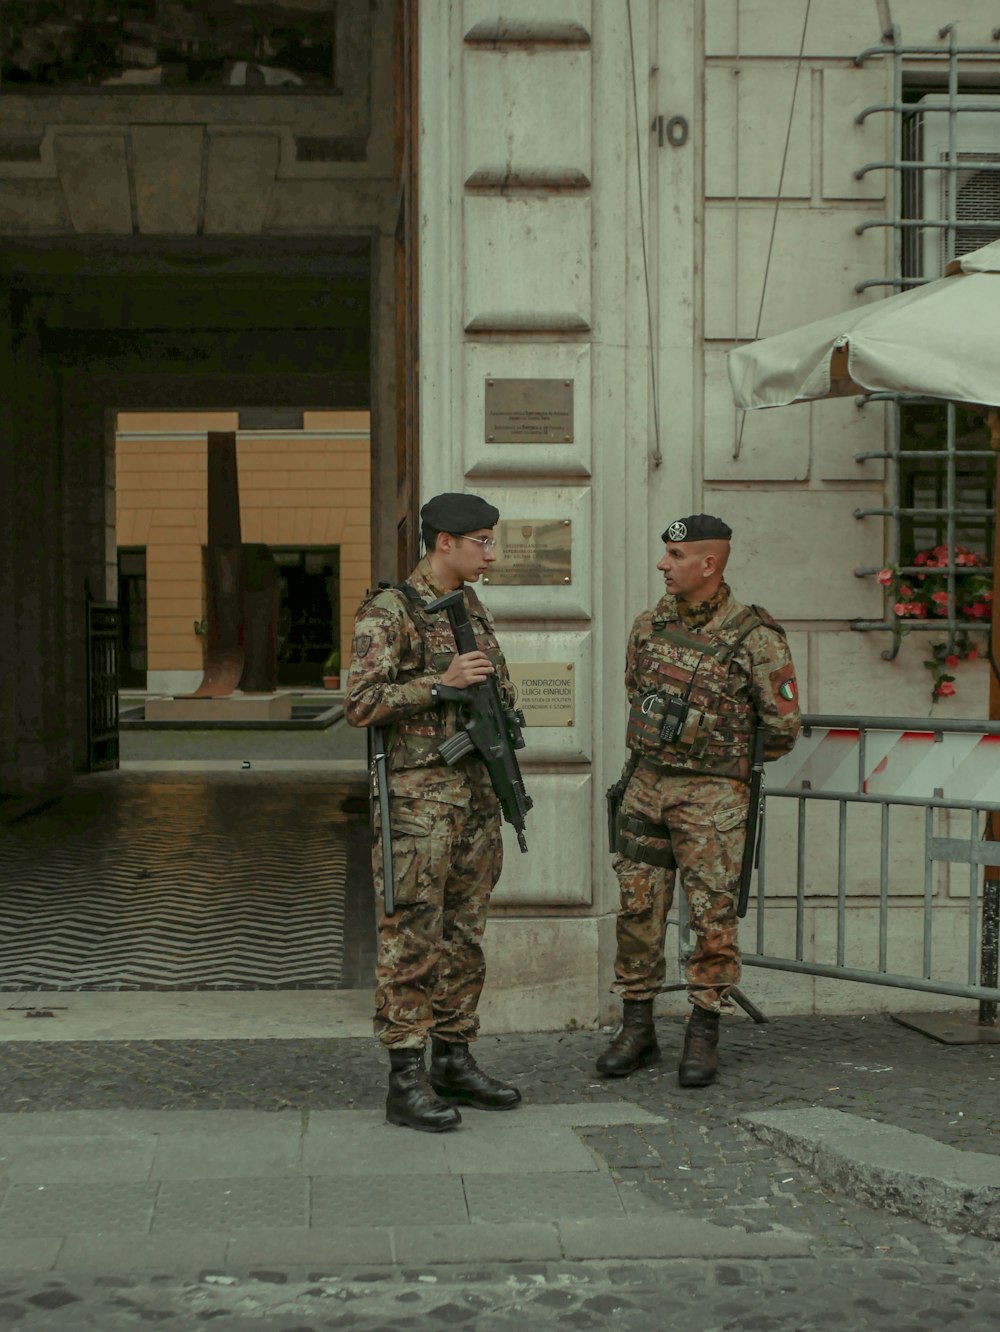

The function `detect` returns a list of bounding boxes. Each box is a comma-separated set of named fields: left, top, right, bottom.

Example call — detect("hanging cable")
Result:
left=626, top=0, right=662, bottom=469
left=732, top=3, right=741, bottom=456
left=734, top=0, right=813, bottom=458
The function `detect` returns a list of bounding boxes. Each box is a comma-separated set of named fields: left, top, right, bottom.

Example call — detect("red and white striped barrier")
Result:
left=767, top=726, right=1000, bottom=805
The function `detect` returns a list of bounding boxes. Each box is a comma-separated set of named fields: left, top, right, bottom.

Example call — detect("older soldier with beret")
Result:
left=598, top=514, right=800, bottom=1087
left=345, top=492, right=521, bottom=1132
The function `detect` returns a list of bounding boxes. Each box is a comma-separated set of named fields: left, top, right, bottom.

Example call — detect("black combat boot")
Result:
left=386, top=1048, right=462, bottom=1132
left=429, top=1039, right=522, bottom=1110
left=595, top=999, right=659, bottom=1077
left=677, top=1005, right=720, bottom=1087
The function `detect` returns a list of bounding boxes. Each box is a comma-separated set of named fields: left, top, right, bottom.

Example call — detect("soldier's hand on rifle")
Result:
left=441, top=651, right=495, bottom=688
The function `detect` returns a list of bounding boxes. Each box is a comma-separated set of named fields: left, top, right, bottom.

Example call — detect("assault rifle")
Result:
left=425, top=589, right=533, bottom=852
left=368, top=725, right=396, bottom=916
left=736, top=729, right=766, bottom=919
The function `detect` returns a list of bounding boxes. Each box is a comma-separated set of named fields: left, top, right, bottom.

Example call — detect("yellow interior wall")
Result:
left=116, top=410, right=371, bottom=681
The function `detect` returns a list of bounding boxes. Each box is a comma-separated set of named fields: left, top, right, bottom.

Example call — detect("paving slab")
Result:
left=556, top=1217, right=812, bottom=1260
left=0, top=1182, right=158, bottom=1237
left=740, top=1106, right=1000, bottom=1241
left=391, top=1221, right=563, bottom=1264
left=225, top=1226, right=395, bottom=1269
left=150, top=1127, right=304, bottom=1180
left=0, top=1239, right=63, bottom=1271
left=0, top=1135, right=156, bottom=1184
left=0, top=1110, right=304, bottom=1137
left=302, top=1114, right=449, bottom=1174
left=438, top=1122, right=600, bottom=1175
left=152, top=1178, right=309, bottom=1233
left=55, top=1233, right=229, bottom=1274
left=311, top=1174, right=469, bottom=1227
left=463, top=1171, right=624, bottom=1223
left=0, top=990, right=374, bottom=1043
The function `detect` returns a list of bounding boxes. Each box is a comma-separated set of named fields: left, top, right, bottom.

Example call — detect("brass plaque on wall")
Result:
left=482, top=520, right=571, bottom=586
left=508, top=662, right=575, bottom=727
left=485, top=378, right=574, bottom=443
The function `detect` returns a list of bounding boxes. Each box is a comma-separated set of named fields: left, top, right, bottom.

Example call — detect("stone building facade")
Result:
left=417, top=0, right=999, bottom=1026
left=2, top=0, right=996, bottom=1022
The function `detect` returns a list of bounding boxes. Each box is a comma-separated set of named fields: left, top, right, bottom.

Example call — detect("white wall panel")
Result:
left=474, top=484, right=592, bottom=619
left=500, top=627, right=593, bottom=762
left=815, top=631, right=991, bottom=718
left=463, top=195, right=592, bottom=331
left=716, top=490, right=884, bottom=620
left=463, top=49, right=591, bottom=188
left=821, top=67, right=888, bottom=201
left=463, top=0, right=592, bottom=42
left=463, top=342, right=592, bottom=478
left=491, top=772, right=593, bottom=905
left=479, top=916, right=600, bottom=1032
left=704, top=204, right=883, bottom=340
left=705, top=64, right=811, bottom=199
left=705, top=1, right=890, bottom=57
left=53, top=134, right=132, bottom=233
left=812, top=395, right=885, bottom=483
left=703, top=348, right=811, bottom=481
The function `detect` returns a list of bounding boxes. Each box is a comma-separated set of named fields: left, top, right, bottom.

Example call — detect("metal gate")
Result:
left=737, top=715, right=1000, bottom=1020
left=87, top=596, right=120, bottom=772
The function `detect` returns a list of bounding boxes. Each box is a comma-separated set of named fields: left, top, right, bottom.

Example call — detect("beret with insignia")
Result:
left=661, top=513, right=732, bottom=543
left=421, top=492, right=499, bottom=533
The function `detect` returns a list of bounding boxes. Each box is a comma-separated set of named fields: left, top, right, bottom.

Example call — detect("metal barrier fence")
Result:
left=735, top=715, right=1000, bottom=1022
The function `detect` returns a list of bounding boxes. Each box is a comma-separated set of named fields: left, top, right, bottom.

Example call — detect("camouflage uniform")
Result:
left=345, top=557, right=514, bottom=1049
left=611, top=582, right=800, bottom=1014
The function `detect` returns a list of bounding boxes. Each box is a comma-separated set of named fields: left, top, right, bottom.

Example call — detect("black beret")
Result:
left=661, top=514, right=732, bottom=543
left=420, top=492, right=499, bottom=533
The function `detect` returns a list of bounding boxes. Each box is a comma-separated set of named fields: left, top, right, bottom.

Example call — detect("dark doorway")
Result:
left=274, top=547, right=341, bottom=686
left=117, top=547, right=148, bottom=688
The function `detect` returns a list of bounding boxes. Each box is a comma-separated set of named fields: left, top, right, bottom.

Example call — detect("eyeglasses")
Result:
left=459, top=535, right=497, bottom=553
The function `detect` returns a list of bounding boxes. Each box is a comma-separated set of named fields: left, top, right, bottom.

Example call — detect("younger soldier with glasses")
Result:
left=345, top=493, right=521, bottom=1131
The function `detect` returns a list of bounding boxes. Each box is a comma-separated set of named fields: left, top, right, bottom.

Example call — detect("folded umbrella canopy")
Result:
left=727, top=239, right=1000, bottom=410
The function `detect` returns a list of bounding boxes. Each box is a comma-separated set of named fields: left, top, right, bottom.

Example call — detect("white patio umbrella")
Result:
left=727, top=237, right=1000, bottom=740
left=728, top=238, right=1000, bottom=411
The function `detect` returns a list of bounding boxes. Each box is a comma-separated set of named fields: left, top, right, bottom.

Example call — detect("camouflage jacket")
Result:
left=344, top=557, right=514, bottom=802
left=624, top=589, right=800, bottom=781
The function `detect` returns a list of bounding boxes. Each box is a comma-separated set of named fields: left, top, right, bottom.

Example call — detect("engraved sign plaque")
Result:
left=485, top=378, right=574, bottom=443
left=508, top=662, right=575, bottom=727
left=482, top=520, right=571, bottom=586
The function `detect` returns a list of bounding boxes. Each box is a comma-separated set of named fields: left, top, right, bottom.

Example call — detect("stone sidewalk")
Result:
left=0, top=1104, right=811, bottom=1276
left=0, top=1016, right=997, bottom=1328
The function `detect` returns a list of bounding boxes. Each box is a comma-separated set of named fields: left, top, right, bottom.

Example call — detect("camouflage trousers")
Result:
left=372, top=778, right=503, bottom=1048
left=611, top=760, right=750, bottom=1014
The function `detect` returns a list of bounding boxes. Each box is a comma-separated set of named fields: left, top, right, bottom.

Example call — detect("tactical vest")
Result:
left=360, top=579, right=507, bottom=772
left=625, top=603, right=765, bottom=781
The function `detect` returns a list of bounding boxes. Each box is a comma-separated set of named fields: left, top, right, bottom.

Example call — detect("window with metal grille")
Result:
left=852, top=30, right=998, bottom=657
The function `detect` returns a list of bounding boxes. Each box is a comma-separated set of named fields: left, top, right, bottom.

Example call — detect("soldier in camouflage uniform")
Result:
left=345, top=492, right=521, bottom=1132
left=597, top=514, right=800, bottom=1088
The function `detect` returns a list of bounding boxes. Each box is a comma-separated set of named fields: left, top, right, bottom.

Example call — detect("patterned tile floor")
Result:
left=0, top=773, right=374, bottom=992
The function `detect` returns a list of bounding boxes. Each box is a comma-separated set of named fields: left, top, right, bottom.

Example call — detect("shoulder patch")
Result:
left=352, top=632, right=372, bottom=657
left=769, top=662, right=798, bottom=715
